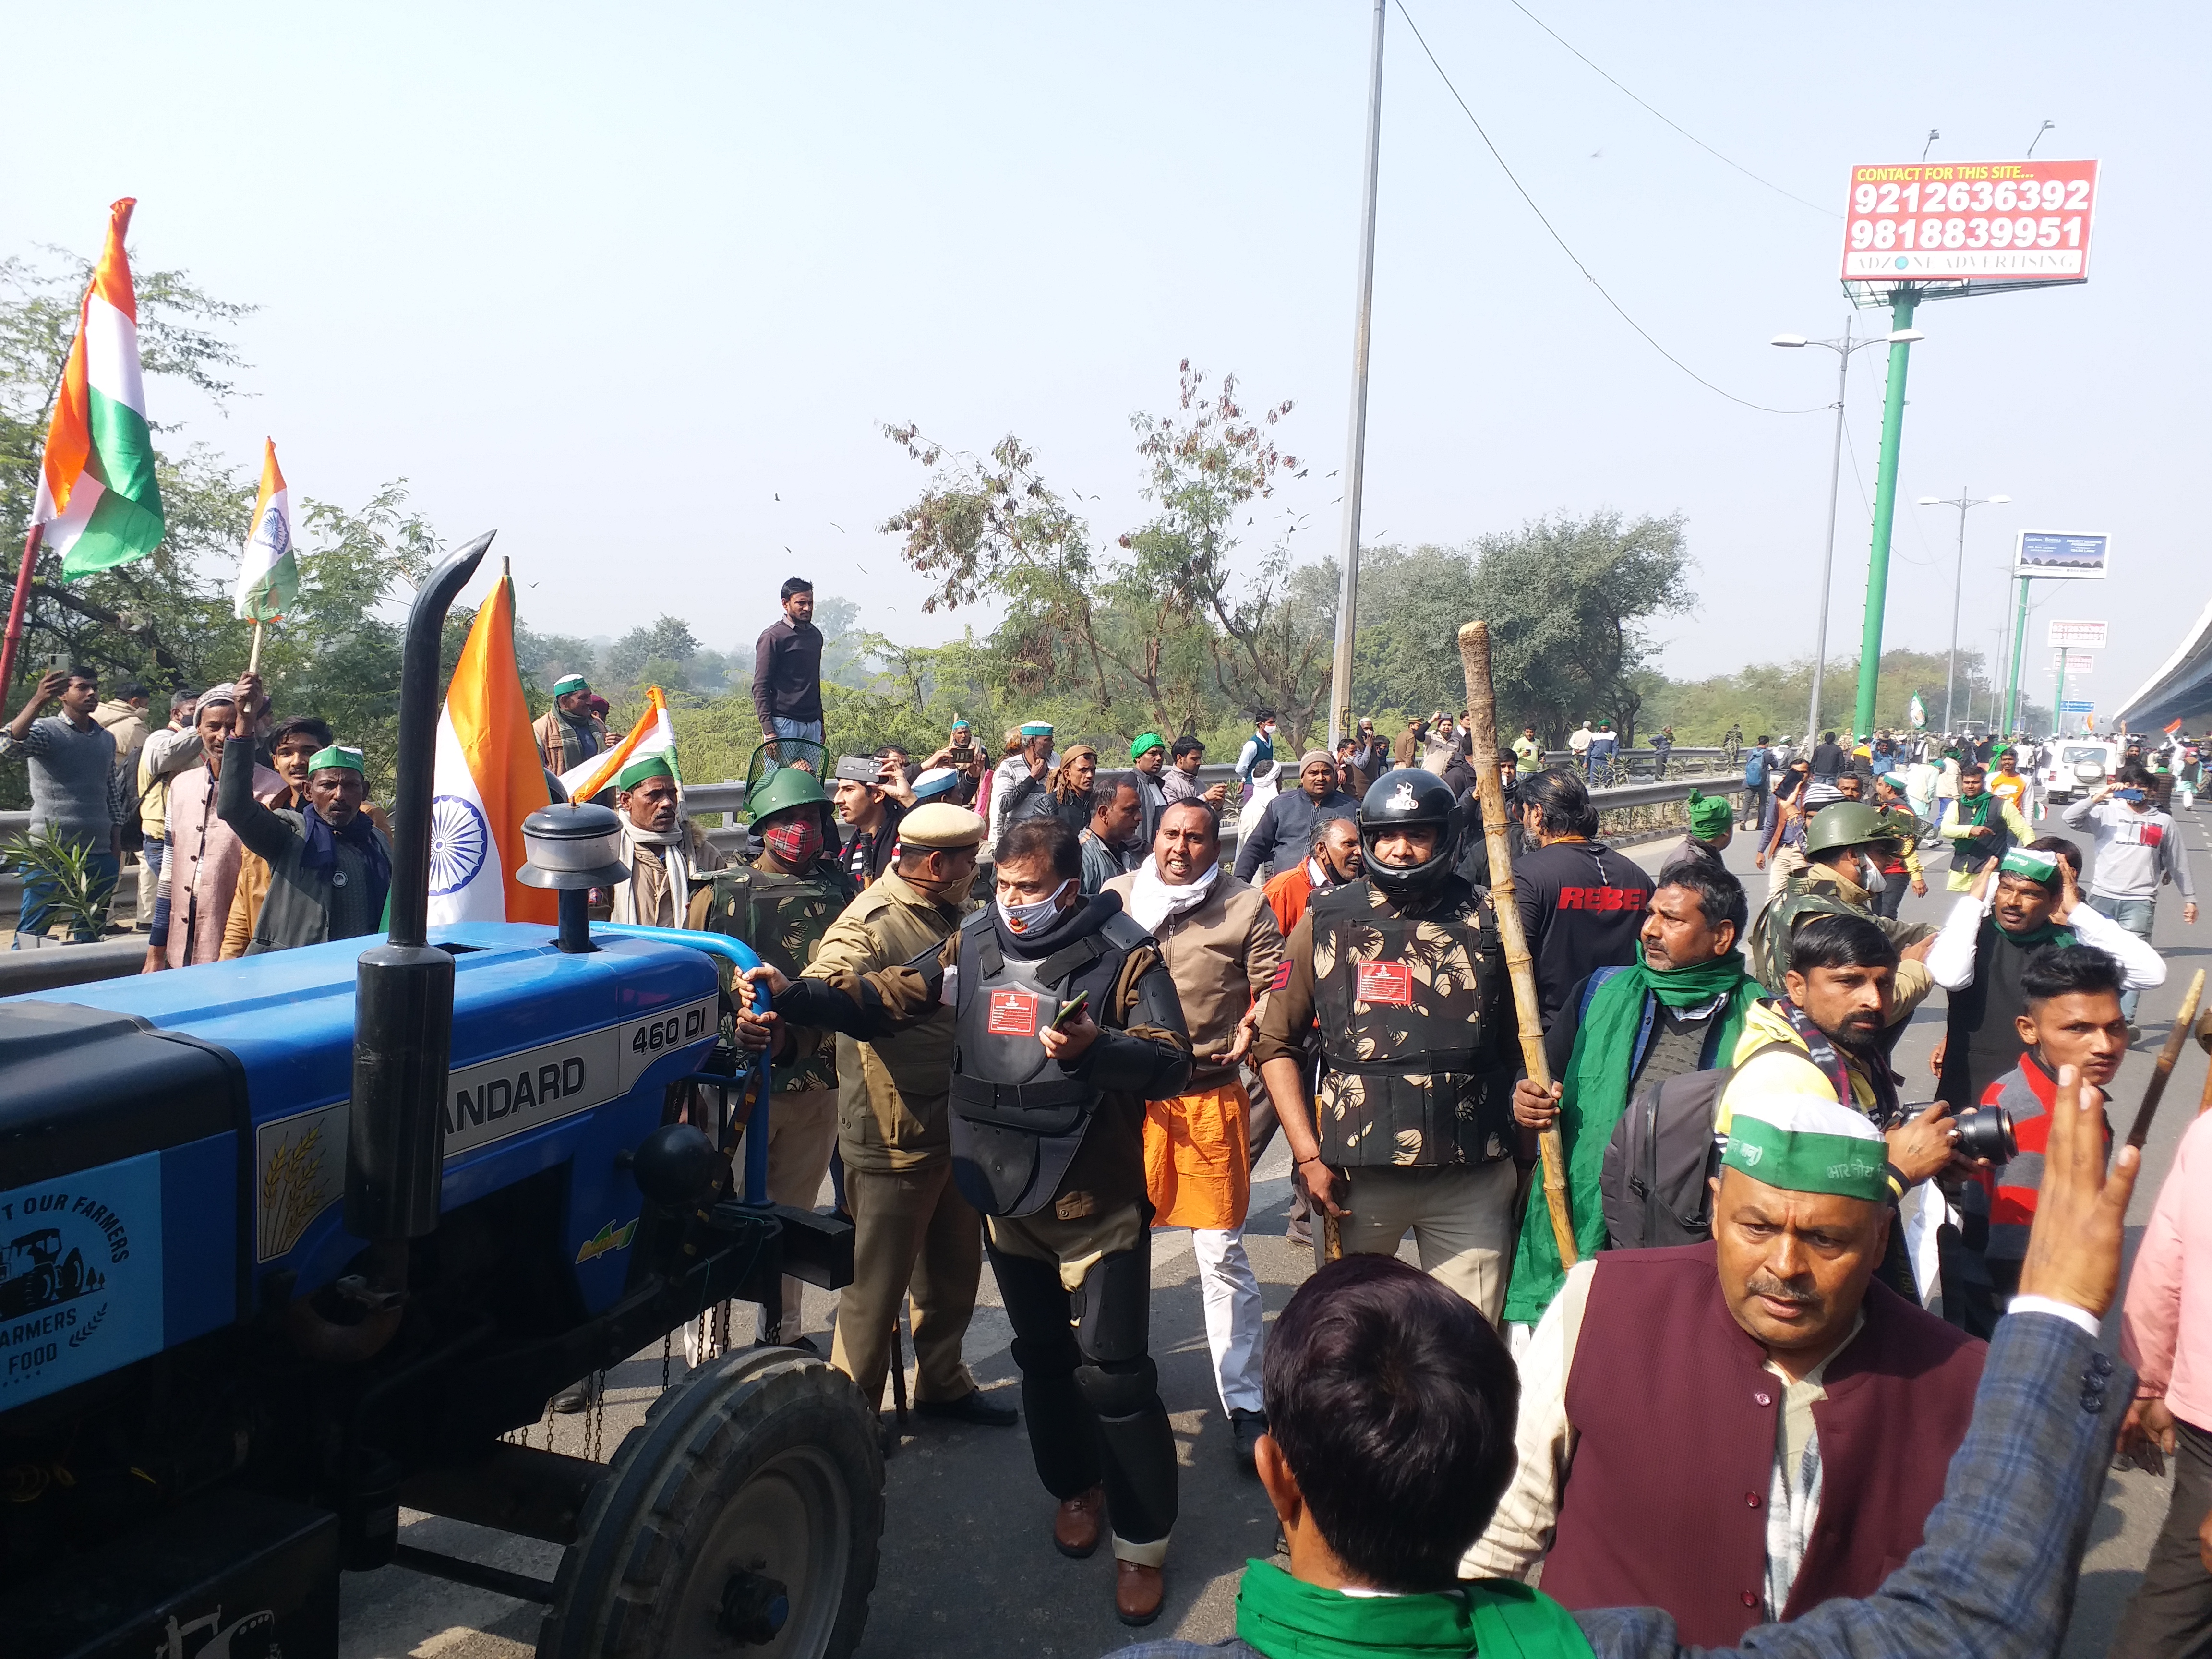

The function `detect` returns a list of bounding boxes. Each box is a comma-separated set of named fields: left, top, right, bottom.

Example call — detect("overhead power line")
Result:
left=1393, top=0, right=1825, bottom=418
left=1503, top=0, right=1841, bottom=220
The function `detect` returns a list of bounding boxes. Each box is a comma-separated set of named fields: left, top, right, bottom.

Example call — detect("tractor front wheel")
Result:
left=537, top=1347, right=882, bottom=1659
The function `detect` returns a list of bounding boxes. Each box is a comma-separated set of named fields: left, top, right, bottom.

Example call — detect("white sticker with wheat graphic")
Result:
left=256, top=1104, right=348, bottom=1263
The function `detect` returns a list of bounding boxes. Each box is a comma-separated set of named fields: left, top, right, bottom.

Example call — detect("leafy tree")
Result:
left=605, top=614, right=700, bottom=688
left=1469, top=511, right=1694, bottom=747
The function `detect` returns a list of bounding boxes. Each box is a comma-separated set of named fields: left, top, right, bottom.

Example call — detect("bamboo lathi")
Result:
left=1456, top=620, right=1576, bottom=1270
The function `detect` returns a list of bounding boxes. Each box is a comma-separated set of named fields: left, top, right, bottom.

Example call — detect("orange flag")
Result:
left=426, top=571, right=556, bottom=925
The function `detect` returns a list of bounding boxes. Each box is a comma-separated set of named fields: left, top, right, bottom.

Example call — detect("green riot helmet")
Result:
left=747, top=764, right=829, bottom=824
left=1803, top=800, right=1895, bottom=859
left=1358, top=767, right=1463, bottom=903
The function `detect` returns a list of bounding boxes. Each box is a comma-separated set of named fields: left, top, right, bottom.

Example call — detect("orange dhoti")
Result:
left=1144, top=1079, right=1252, bottom=1230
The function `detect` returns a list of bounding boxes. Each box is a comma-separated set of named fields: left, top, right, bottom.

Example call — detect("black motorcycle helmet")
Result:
left=1358, top=767, right=1463, bottom=903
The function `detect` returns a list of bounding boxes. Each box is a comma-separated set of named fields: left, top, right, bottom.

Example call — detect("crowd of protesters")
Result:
left=10, top=584, right=2212, bottom=1657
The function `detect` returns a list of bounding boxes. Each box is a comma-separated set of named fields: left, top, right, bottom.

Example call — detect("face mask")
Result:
left=998, top=879, right=1073, bottom=936
left=759, top=817, right=822, bottom=867
left=1859, top=854, right=1887, bottom=893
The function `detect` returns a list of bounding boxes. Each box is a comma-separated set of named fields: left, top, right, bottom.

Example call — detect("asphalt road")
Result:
left=339, top=795, right=2212, bottom=1659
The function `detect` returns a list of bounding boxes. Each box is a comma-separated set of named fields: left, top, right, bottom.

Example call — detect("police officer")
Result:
left=747, top=814, right=1193, bottom=1626
left=1251, top=767, right=1521, bottom=1322
left=744, top=801, right=1018, bottom=1442
left=700, top=761, right=855, bottom=1353
left=1746, top=800, right=1936, bottom=994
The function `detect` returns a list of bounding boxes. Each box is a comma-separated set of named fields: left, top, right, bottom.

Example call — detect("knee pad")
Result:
left=1070, top=1244, right=1150, bottom=1365
left=1075, top=1354, right=1159, bottom=1423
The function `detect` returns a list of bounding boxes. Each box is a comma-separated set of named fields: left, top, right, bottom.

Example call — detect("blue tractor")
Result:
left=0, top=538, right=881, bottom=1658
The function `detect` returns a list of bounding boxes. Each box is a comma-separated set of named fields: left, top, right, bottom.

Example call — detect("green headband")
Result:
left=2000, top=846, right=2062, bottom=884
left=1130, top=733, right=1166, bottom=759
left=1722, top=1094, right=1889, bottom=1202
left=308, top=744, right=364, bottom=777
left=617, top=753, right=677, bottom=790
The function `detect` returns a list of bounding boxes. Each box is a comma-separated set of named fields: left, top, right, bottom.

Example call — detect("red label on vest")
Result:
left=1354, top=961, right=1413, bottom=1006
left=986, top=989, right=1041, bottom=1036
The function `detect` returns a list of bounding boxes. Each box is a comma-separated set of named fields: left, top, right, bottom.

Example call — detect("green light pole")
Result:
left=2005, top=575, right=2034, bottom=733
left=1852, top=289, right=1925, bottom=736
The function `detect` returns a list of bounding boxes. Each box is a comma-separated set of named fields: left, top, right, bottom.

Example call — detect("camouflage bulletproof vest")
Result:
left=700, top=862, right=855, bottom=1094
left=1308, top=878, right=1512, bottom=1169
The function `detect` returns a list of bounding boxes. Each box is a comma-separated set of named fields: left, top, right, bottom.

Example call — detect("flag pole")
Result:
left=0, top=522, right=44, bottom=701
left=248, top=617, right=264, bottom=675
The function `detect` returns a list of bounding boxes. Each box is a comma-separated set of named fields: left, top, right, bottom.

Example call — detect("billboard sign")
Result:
left=2064, top=653, right=2094, bottom=675
left=2018, top=532, right=2110, bottom=580
left=1843, top=159, right=2098, bottom=284
left=2058, top=700, right=2095, bottom=715
left=2048, top=619, right=2107, bottom=649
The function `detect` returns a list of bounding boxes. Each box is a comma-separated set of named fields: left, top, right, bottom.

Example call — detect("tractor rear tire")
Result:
left=537, top=1347, right=883, bottom=1659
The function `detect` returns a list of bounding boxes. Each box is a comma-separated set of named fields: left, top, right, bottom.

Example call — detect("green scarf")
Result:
left=1501, top=947, right=1762, bottom=1326
left=1235, top=1560, right=1593, bottom=1659
left=1991, top=915, right=2074, bottom=951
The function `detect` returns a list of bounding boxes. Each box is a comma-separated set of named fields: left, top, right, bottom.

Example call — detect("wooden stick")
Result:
left=247, top=616, right=263, bottom=674
left=1457, top=620, right=1576, bottom=1270
left=1322, top=1213, right=1344, bottom=1263
left=2197, top=1002, right=2212, bottom=1114
left=2128, top=969, right=2204, bottom=1150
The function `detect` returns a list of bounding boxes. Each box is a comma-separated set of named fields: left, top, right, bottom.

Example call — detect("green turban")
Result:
left=617, top=753, right=677, bottom=790
left=1130, top=733, right=1166, bottom=759
left=1687, top=790, right=1733, bottom=841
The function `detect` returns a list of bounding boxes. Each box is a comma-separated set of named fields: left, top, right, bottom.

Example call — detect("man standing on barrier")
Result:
left=1250, top=768, right=1521, bottom=1321
left=747, top=815, right=1194, bottom=1625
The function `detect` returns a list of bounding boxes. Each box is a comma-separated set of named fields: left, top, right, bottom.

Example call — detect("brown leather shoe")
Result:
left=1053, top=1485, right=1106, bottom=1559
left=1116, top=1561, right=1165, bottom=1626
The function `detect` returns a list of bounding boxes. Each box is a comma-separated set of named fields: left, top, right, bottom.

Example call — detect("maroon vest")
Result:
left=1540, top=1242, right=1985, bottom=1647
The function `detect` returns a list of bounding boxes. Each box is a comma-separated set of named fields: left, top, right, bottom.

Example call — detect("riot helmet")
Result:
left=1358, top=767, right=1462, bottom=903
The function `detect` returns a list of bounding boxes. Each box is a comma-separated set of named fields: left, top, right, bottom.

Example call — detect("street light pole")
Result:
left=1326, top=0, right=1386, bottom=744
left=1771, top=322, right=1914, bottom=743
left=1808, top=332, right=1849, bottom=742
left=1914, top=489, right=2010, bottom=733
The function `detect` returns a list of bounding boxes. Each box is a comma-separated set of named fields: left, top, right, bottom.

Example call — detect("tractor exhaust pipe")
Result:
left=346, top=532, right=494, bottom=1245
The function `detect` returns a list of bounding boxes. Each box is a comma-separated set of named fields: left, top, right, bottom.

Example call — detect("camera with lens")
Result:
left=1952, top=1102, right=2018, bottom=1164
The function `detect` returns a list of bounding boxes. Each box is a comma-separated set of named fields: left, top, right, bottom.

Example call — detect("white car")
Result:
left=2040, top=739, right=2119, bottom=807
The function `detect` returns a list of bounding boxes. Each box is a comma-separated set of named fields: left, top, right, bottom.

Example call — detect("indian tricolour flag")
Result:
left=426, top=570, right=557, bottom=926
left=562, top=686, right=677, bottom=802
left=33, top=199, right=165, bottom=579
left=234, top=440, right=297, bottom=620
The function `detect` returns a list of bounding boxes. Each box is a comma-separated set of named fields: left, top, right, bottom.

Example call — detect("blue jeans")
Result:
left=15, top=847, right=121, bottom=946
left=2087, top=893, right=2157, bottom=1022
left=761, top=716, right=825, bottom=781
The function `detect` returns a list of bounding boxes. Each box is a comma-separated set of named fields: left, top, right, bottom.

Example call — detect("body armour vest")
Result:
left=948, top=906, right=1151, bottom=1217
left=1308, top=877, right=1513, bottom=1168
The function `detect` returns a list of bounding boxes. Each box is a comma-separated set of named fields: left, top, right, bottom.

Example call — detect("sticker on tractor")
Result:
left=0, top=1151, right=162, bottom=1406
left=576, top=1218, right=639, bottom=1263
left=256, top=1102, right=348, bottom=1262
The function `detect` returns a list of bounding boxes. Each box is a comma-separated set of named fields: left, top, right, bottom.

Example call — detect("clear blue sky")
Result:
left=8, top=1, right=2202, bottom=716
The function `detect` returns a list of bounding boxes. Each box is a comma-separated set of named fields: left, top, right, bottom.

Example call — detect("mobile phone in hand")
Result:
left=1050, top=992, right=1091, bottom=1031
